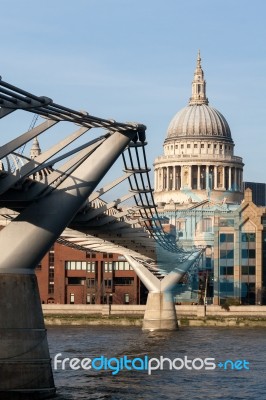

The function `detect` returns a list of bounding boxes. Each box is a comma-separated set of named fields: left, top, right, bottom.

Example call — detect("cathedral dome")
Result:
left=165, top=51, right=232, bottom=143
left=154, top=51, right=244, bottom=207
left=166, top=104, right=232, bottom=141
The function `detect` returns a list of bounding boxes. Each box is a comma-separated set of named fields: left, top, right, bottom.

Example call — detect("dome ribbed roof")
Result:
left=165, top=51, right=233, bottom=143
left=166, top=104, right=232, bottom=141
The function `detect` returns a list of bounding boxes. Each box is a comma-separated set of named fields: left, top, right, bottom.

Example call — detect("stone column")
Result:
left=206, top=165, right=210, bottom=190
left=214, top=166, right=218, bottom=190
left=188, top=165, right=192, bottom=189
left=232, top=167, right=235, bottom=190
left=197, top=165, right=201, bottom=190
left=180, top=166, right=183, bottom=189
left=236, top=168, right=239, bottom=191
left=222, top=166, right=226, bottom=190
left=175, top=166, right=178, bottom=190
left=163, top=168, right=166, bottom=190
left=176, top=167, right=181, bottom=190
left=228, top=167, right=232, bottom=190
left=170, top=167, right=174, bottom=190
left=159, top=168, right=162, bottom=191
left=166, top=167, right=169, bottom=191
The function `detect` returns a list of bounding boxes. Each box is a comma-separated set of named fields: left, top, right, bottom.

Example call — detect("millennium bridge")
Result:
left=0, top=78, right=202, bottom=398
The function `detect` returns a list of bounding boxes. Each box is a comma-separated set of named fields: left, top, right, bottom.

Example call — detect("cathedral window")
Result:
left=202, top=218, right=213, bottom=232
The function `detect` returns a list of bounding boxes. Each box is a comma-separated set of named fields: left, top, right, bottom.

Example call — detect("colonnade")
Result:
left=154, top=164, right=243, bottom=192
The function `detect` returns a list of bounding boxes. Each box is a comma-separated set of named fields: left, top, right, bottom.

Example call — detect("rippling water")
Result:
left=47, top=326, right=266, bottom=400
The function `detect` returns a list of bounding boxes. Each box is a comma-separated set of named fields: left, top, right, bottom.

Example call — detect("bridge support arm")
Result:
left=0, top=130, right=136, bottom=273
left=0, top=129, right=136, bottom=398
left=125, top=255, right=177, bottom=331
left=125, top=250, right=202, bottom=332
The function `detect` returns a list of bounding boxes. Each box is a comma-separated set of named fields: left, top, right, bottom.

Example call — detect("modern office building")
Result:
left=168, top=189, right=266, bottom=305
left=244, top=182, right=266, bottom=206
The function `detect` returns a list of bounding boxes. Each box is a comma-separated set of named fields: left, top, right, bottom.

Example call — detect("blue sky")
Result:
left=1, top=0, right=266, bottom=184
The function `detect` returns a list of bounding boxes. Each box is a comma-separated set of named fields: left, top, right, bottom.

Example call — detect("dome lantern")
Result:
left=30, top=136, right=41, bottom=159
left=189, top=50, right=208, bottom=106
left=165, top=52, right=232, bottom=142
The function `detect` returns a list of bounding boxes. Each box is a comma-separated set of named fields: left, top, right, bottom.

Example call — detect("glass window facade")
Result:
left=113, top=277, right=134, bottom=285
left=104, top=262, right=113, bottom=272
left=220, top=233, right=234, bottom=243
left=219, top=233, right=234, bottom=299
left=113, top=262, right=133, bottom=271
left=220, top=266, right=234, bottom=276
left=65, top=261, right=96, bottom=271
left=242, top=233, right=255, bottom=242
left=219, top=281, right=234, bottom=297
left=219, top=219, right=234, bottom=227
left=241, top=266, right=255, bottom=275
left=241, top=232, right=256, bottom=305
left=104, top=279, right=112, bottom=288
left=87, top=278, right=96, bottom=288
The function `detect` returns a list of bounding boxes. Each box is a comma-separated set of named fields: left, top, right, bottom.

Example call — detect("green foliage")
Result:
left=221, top=298, right=241, bottom=311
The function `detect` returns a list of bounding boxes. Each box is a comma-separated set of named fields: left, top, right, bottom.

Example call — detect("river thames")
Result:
left=48, top=326, right=266, bottom=400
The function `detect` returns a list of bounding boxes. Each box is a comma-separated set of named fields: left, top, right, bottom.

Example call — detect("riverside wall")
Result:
left=42, top=304, right=266, bottom=327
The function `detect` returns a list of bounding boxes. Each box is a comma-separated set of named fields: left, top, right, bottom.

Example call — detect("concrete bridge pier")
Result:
left=125, top=251, right=201, bottom=331
left=0, top=272, right=55, bottom=399
left=142, top=290, right=177, bottom=331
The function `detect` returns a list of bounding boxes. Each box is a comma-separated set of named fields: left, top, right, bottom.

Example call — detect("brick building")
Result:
left=36, top=243, right=147, bottom=305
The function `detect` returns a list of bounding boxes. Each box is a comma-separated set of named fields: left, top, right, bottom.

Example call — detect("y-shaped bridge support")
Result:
left=125, top=251, right=201, bottom=331
left=0, top=129, right=137, bottom=398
